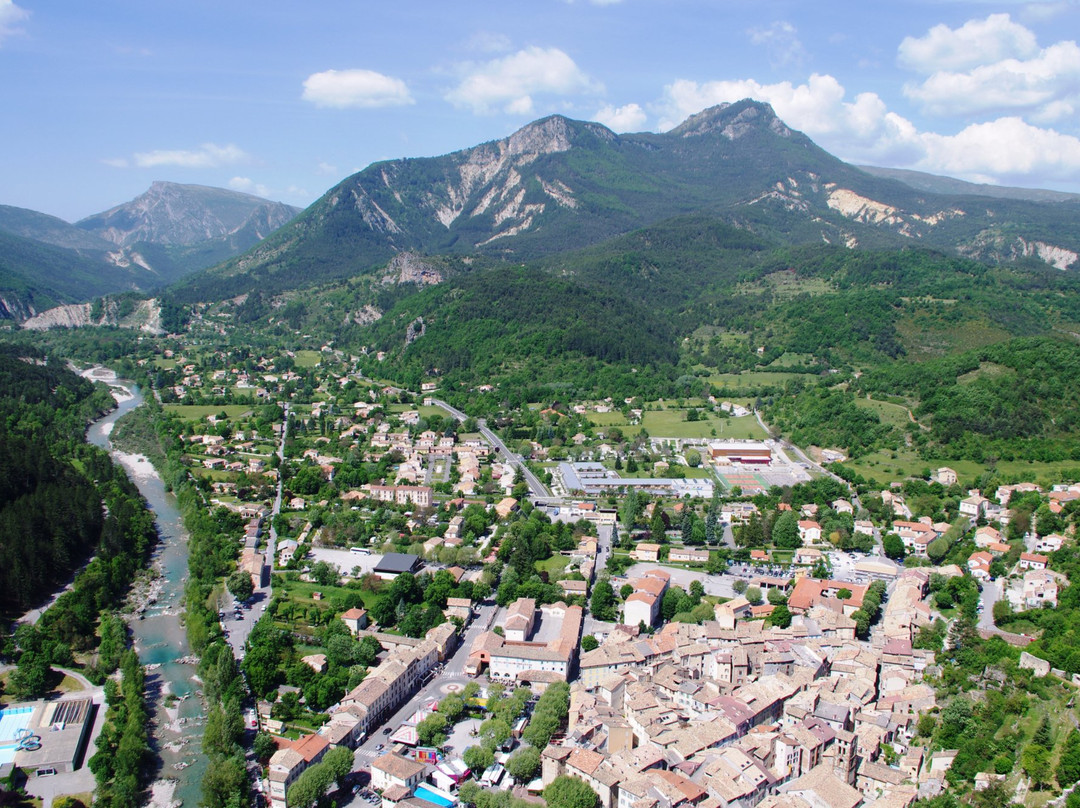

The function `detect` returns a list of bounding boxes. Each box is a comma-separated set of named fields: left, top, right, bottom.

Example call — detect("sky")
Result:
left=4, top=0, right=1080, bottom=221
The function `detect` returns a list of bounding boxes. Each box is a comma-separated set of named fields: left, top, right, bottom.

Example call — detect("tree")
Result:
left=464, top=745, right=494, bottom=772
left=745, top=586, right=762, bottom=605
left=883, top=534, right=906, bottom=560
left=227, top=570, right=254, bottom=602
left=926, top=536, right=949, bottom=563
left=772, top=511, right=801, bottom=549
left=505, top=746, right=542, bottom=783
left=590, top=580, right=617, bottom=622
left=732, top=579, right=748, bottom=595
left=685, top=449, right=701, bottom=467
left=1022, top=744, right=1051, bottom=788
left=417, top=712, right=449, bottom=746
left=544, top=775, right=600, bottom=808
left=767, top=604, right=792, bottom=629
left=480, top=717, right=512, bottom=750
left=323, top=746, right=353, bottom=786
left=581, top=635, right=599, bottom=652
left=650, top=503, right=667, bottom=542
left=1057, top=729, right=1080, bottom=787
left=310, top=561, right=340, bottom=587
left=253, top=731, right=277, bottom=762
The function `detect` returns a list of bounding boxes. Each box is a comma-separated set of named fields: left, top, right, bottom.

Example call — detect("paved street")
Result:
left=978, top=578, right=1000, bottom=631
left=431, top=399, right=550, bottom=499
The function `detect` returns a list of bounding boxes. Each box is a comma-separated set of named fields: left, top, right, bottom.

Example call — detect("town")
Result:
left=5, top=337, right=1080, bottom=808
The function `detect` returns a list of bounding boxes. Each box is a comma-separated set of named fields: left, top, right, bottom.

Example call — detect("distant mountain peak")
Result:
left=76, top=182, right=299, bottom=248
left=506, top=114, right=616, bottom=158
left=670, top=99, right=791, bottom=140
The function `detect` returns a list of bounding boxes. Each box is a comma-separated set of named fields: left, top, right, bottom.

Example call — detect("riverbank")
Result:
left=85, top=375, right=209, bottom=808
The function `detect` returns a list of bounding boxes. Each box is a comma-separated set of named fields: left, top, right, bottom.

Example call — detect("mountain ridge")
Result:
left=173, top=99, right=1080, bottom=303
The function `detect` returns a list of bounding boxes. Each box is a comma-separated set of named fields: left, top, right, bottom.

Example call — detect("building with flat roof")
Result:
left=0, top=698, right=96, bottom=779
left=374, top=553, right=422, bottom=580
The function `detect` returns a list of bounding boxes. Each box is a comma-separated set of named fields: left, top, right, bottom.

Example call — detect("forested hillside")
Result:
left=0, top=347, right=154, bottom=618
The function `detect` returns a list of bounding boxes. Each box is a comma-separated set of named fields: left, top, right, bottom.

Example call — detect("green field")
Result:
left=855, top=397, right=915, bottom=429
left=841, top=445, right=1080, bottom=488
left=708, top=371, right=816, bottom=389
left=164, top=404, right=253, bottom=421
left=535, top=556, right=570, bottom=576
left=589, top=408, right=767, bottom=440
left=293, top=350, right=323, bottom=368
left=388, top=404, right=447, bottom=419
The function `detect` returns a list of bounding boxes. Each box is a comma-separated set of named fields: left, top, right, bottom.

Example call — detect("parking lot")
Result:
left=305, top=547, right=386, bottom=578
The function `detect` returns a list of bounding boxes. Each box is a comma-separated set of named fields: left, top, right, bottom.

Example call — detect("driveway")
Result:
left=978, top=579, right=1001, bottom=631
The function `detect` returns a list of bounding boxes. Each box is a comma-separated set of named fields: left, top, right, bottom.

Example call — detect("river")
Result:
left=84, top=370, right=207, bottom=808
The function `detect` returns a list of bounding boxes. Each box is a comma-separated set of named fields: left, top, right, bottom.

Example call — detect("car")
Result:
left=382, top=726, right=393, bottom=734
left=374, top=743, right=384, bottom=751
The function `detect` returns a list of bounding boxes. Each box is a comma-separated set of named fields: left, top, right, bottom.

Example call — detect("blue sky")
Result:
left=4, top=0, right=1080, bottom=221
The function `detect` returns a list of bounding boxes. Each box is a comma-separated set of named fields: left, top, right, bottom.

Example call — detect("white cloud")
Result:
left=301, top=69, right=414, bottom=109
left=920, top=117, right=1080, bottom=182
left=133, top=143, right=249, bottom=169
left=316, top=161, right=338, bottom=176
left=228, top=177, right=271, bottom=198
left=101, top=157, right=129, bottom=168
left=0, top=0, right=29, bottom=44
left=446, top=46, right=602, bottom=115
left=903, top=38, right=1080, bottom=119
left=898, top=14, right=1039, bottom=73
left=748, top=21, right=806, bottom=68
left=657, top=74, right=1080, bottom=187
left=593, top=103, right=647, bottom=132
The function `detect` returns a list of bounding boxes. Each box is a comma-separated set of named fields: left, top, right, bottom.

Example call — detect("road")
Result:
left=348, top=602, right=497, bottom=771
left=431, top=399, right=550, bottom=499
left=978, top=579, right=1000, bottom=631
left=225, top=404, right=289, bottom=660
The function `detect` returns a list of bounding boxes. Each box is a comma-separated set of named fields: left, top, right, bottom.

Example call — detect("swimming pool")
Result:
left=0, top=708, right=33, bottom=743
left=414, top=784, right=455, bottom=807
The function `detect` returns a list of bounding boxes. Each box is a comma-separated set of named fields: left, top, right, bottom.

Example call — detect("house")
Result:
left=967, top=551, right=993, bottom=580
left=788, top=578, right=868, bottom=617
left=630, top=543, right=661, bottom=562
left=495, top=497, right=519, bottom=519
left=669, top=547, right=710, bottom=564
left=341, top=608, right=369, bottom=635
left=624, top=592, right=659, bottom=628
left=936, top=468, right=958, bottom=486
left=1023, top=570, right=1063, bottom=608
left=798, top=520, right=822, bottom=544
left=371, top=752, right=426, bottom=793
left=559, top=579, right=589, bottom=599
left=504, top=598, right=537, bottom=642
left=1019, top=552, right=1049, bottom=571
left=959, top=494, right=988, bottom=521
left=751, top=549, right=770, bottom=562
left=794, top=547, right=824, bottom=566
left=269, top=734, right=330, bottom=808
left=893, top=521, right=937, bottom=556
left=1035, top=533, right=1065, bottom=553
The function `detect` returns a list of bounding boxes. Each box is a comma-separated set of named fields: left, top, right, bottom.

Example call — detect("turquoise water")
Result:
left=0, top=707, right=33, bottom=742
left=0, top=744, right=17, bottom=765
left=414, top=785, right=455, bottom=807
left=87, top=381, right=207, bottom=807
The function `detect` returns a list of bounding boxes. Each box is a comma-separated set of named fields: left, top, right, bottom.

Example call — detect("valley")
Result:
left=4, top=101, right=1080, bottom=808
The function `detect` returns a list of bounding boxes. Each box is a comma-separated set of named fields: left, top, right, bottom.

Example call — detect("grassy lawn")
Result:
left=536, top=556, right=570, bottom=576
left=842, top=446, right=1080, bottom=487
left=641, top=410, right=742, bottom=439
left=708, top=371, right=816, bottom=389
left=589, top=411, right=633, bottom=427
left=855, top=397, right=914, bottom=429
left=276, top=576, right=381, bottom=610
left=152, top=358, right=177, bottom=369
left=293, top=350, right=323, bottom=368
left=388, top=404, right=446, bottom=419
left=712, top=416, right=769, bottom=440
left=164, top=404, right=253, bottom=421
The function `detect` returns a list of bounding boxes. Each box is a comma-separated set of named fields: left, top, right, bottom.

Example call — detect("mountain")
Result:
left=858, top=165, right=1080, bottom=204
left=174, top=99, right=1080, bottom=302
left=0, top=183, right=300, bottom=321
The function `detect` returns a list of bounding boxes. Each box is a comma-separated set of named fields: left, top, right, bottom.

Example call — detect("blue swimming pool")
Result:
left=0, top=744, right=17, bottom=766
left=414, top=784, right=455, bottom=807
left=0, top=707, right=33, bottom=743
